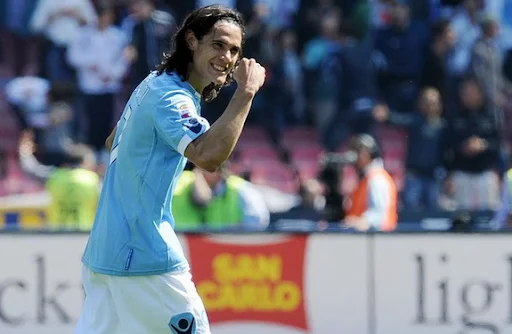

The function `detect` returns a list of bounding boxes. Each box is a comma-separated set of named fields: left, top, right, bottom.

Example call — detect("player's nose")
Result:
left=218, top=49, right=232, bottom=63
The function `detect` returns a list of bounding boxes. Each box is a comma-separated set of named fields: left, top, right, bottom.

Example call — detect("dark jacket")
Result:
left=504, top=48, right=512, bottom=84
left=442, top=108, right=500, bottom=174
left=388, top=112, right=446, bottom=177
left=420, top=49, right=446, bottom=97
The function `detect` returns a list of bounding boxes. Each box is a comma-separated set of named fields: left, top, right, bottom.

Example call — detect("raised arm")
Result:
left=185, top=58, right=265, bottom=172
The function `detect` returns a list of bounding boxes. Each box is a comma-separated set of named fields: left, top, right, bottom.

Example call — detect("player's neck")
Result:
left=187, top=68, right=209, bottom=95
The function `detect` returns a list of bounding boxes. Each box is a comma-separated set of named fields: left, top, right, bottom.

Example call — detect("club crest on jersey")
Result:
left=169, top=312, right=196, bottom=334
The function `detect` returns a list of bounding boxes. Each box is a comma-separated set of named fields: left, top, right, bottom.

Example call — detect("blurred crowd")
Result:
left=1, top=0, right=512, bottom=230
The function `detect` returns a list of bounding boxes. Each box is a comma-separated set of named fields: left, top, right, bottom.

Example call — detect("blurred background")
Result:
left=0, top=0, right=511, bottom=233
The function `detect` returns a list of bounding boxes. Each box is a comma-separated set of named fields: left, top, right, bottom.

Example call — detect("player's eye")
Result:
left=230, top=47, right=240, bottom=56
left=213, top=42, right=223, bottom=50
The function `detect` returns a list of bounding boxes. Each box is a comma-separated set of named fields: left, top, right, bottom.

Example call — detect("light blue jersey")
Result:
left=82, top=71, right=210, bottom=276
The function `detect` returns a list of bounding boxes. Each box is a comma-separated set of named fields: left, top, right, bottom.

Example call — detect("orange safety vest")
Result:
left=347, top=168, right=398, bottom=231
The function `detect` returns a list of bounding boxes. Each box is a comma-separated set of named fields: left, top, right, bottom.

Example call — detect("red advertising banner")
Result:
left=187, top=235, right=308, bottom=330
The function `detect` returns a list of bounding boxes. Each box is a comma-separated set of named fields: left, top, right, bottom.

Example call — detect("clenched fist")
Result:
left=233, top=58, right=266, bottom=96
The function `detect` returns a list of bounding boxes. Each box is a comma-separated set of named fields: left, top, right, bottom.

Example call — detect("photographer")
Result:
left=326, top=134, right=398, bottom=231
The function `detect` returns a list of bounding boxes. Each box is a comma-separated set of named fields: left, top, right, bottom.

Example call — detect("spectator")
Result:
left=342, top=134, right=398, bottom=231
left=504, top=47, right=512, bottom=138
left=375, top=87, right=447, bottom=210
left=172, top=166, right=270, bottom=231
left=0, top=0, right=40, bottom=77
left=119, top=0, right=148, bottom=41
left=33, top=81, right=76, bottom=167
left=67, top=5, right=130, bottom=158
left=374, top=2, right=428, bottom=112
left=267, top=29, right=306, bottom=138
left=7, top=78, right=76, bottom=167
left=5, top=76, right=50, bottom=132
left=420, top=19, right=456, bottom=102
left=505, top=48, right=512, bottom=84
left=442, top=77, right=501, bottom=210
left=30, top=0, right=98, bottom=82
left=348, top=0, right=371, bottom=40
left=272, top=178, right=325, bottom=223
left=446, top=0, right=482, bottom=78
left=485, top=0, right=512, bottom=51
left=470, top=16, right=511, bottom=129
left=44, top=145, right=99, bottom=231
left=301, top=12, right=342, bottom=137
left=438, top=176, right=459, bottom=211
left=18, top=132, right=100, bottom=231
left=252, top=0, right=300, bottom=31
left=327, top=19, right=378, bottom=149
left=368, top=0, right=394, bottom=29
left=124, top=0, right=176, bottom=87
left=296, top=0, right=342, bottom=50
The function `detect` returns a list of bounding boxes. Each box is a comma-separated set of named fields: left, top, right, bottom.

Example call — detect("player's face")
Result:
left=188, top=21, right=242, bottom=90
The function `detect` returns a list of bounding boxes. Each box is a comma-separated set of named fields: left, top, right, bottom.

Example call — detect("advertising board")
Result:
left=374, top=235, right=512, bottom=334
left=2, top=233, right=511, bottom=334
left=0, top=234, right=86, bottom=334
left=183, top=234, right=369, bottom=334
left=0, top=234, right=369, bottom=334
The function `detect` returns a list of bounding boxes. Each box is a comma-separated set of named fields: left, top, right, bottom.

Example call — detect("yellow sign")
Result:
left=0, top=208, right=47, bottom=230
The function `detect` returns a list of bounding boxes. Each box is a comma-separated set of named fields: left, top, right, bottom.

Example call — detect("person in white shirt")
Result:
left=7, top=77, right=77, bottom=167
left=5, top=76, right=50, bottom=131
left=30, top=0, right=97, bottom=81
left=67, top=5, right=130, bottom=159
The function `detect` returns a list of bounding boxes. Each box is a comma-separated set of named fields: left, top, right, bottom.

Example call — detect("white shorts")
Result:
left=75, top=265, right=210, bottom=334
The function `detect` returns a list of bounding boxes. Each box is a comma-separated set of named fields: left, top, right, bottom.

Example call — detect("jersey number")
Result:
left=109, top=79, right=149, bottom=165
left=109, top=105, right=132, bottom=165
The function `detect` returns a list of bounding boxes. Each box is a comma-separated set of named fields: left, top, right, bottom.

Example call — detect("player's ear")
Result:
left=185, top=30, right=198, bottom=51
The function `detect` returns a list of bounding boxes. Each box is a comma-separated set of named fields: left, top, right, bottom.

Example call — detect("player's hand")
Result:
left=18, top=130, right=36, bottom=156
left=233, top=58, right=266, bottom=96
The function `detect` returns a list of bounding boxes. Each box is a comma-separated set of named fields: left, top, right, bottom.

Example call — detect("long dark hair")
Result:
left=156, top=5, right=245, bottom=102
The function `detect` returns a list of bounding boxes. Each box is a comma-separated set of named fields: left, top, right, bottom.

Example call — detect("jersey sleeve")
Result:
left=154, top=92, right=210, bottom=155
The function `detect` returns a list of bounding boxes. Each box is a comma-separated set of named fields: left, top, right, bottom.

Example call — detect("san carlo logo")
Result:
left=186, top=236, right=308, bottom=330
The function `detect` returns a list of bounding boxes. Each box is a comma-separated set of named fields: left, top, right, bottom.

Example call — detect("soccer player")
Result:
left=75, top=5, right=265, bottom=334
